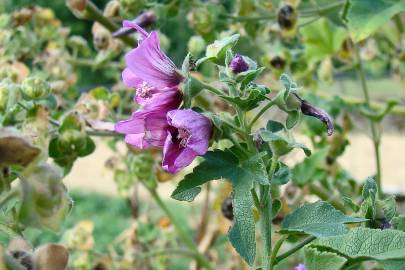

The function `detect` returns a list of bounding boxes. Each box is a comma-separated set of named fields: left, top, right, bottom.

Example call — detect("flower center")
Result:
left=177, top=128, right=191, bottom=148
left=136, top=81, right=154, bottom=99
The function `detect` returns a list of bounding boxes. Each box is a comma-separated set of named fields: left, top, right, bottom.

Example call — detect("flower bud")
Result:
left=300, top=99, right=334, bottom=136
left=66, top=0, right=87, bottom=13
left=103, top=0, right=121, bottom=18
left=229, top=54, right=249, bottom=74
left=19, top=163, right=73, bottom=232
left=293, top=263, right=308, bottom=270
left=34, top=244, right=69, bottom=270
left=21, top=77, right=51, bottom=100
left=187, top=35, right=206, bottom=56
left=187, top=8, right=213, bottom=35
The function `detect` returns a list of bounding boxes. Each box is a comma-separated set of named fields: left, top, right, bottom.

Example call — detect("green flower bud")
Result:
left=188, top=36, right=206, bottom=56
left=58, top=129, right=87, bottom=153
left=19, top=163, right=73, bottom=232
left=0, top=78, right=21, bottom=113
left=129, top=152, right=157, bottom=190
left=21, top=77, right=51, bottom=100
left=203, top=34, right=239, bottom=65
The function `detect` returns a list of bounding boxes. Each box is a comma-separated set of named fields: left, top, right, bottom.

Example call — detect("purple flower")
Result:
left=162, top=109, right=212, bottom=174
left=293, top=263, right=308, bottom=270
left=115, top=109, right=171, bottom=149
left=122, top=68, right=182, bottom=110
left=113, top=11, right=157, bottom=38
left=300, top=99, right=334, bottom=136
left=123, top=20, right=183, bottom=89
left=229, top=54, right=249, bottom=73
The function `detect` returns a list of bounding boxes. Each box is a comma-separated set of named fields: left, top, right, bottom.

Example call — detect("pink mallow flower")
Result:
left=293, top=264, right=308, bottom=270
left=162, top=109, right=212, bottom=174
left=115, top=109, right=172, bottom=149
left=123, top=20, right=183, bottom=89
left=122, top=68, right=182, bottom=110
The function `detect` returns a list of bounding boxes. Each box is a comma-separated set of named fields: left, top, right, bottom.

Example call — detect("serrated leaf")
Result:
left=286, top=110, right=300, bottom=129
left=171, top=150, right=268, bottom=265
left=219, top=84, right=270, bottom=111
left=301, top=18, right=348, bottom=63
left=313, top=228, right=405, bottom=261
left=379, top=258, right=405, bottom=270
left=304, top=246, right=347, bottom=270
left=344, top=0, right=405, bottom=42
left=266, top=120, right=284, bottom=133
left=281, top=201, right=366, bottom=237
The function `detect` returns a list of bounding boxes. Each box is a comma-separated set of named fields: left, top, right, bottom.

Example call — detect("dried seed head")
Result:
left=221, top=197, right=234, bottom=221
left=300, top=99, right=334, bottom=136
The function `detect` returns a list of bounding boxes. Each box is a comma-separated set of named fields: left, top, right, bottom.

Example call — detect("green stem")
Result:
left=148, top=189, right=214, bottom=270
left=198, top=80, right=224, bottom=96
left=354, top=44, right=383, bottom=198
left=273, top=236, right=316, bottom=266
left=137, top=248, right=198, bottom=260
left=85, top=1, right=136, bottom=47
left=259, top=155, right=278, bottom=270
left=308, top=183, right=346, bottom=212
left=67, top=57, right=124, bottom=69
left=300, top=1, right=344, bottom=17
left=249, top=100, right=275, bottom=129
left=269, top=236, right=287, bottom=270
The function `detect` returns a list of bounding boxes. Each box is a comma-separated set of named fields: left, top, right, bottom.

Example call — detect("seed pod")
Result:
left=277, top=5, right=297, bottom=31
left=270, top=55, right=286, bottom=69
left=21, top=77, right=51, bottom=100
left=103, top=0, right=120, bottom=19
left=92, top=23, right=111, bottom=51
left=66, top=0, right=87, bottom=12
left=34, top=244, right=69, bottom=270
left=221, top=197, right=234, bottom=221
left=9, top=250, right=34, bottom=270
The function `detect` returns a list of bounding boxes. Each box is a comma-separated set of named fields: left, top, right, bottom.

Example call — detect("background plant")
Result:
left=0, top=0, right=404, bottom=269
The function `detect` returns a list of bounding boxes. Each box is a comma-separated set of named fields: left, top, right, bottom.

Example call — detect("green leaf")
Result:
left=379, top=258, right=405, bottom=270
left=301, top=18, right=348, bottom=63
left=183, top=76, right=205, bottom=108
left=90, top=86, right=110, bottom=101
left=292, top=147, right=329, bottom=186
left=313, top=227, right=405, bottom=261
left=219, top=83, right=270, bottom=111
left=77, top=136, right=96, bottom=157
left=392, top=215, right=405, bottom=232
left=280, top=201, right=366, bottom=237
left=359, top=99, right=399, bottom=122
left=286, top=110, right=300, bottom=129
left=304, top=246, right=347, bottom=270
left=260, top=129, right=311, bottom=157
left=272, top=198, right=282, bottom=219
left=266, top=120, right=284, bottom=133
left=171, top=150, right=268, bottom=265
left=344, top=0, right=405, bottom=42
left=198, top=34, right=240, bottom=66
left=272, top=162, right=291, bottom=185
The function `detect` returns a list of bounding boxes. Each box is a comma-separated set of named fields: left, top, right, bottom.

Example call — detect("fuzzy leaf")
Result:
left=281, top=201, right=366, bottom=237
left=344, top=0, right=405, bottom=42
left=313, top=228, right=405, bottom=261
left=292, top=147, right=329, bottom=186
left=171, top=150, right=268, bottom=265
left=304, top=246, right=347, bottom=270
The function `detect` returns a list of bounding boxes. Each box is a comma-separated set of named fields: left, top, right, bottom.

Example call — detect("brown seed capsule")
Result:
left=103, top=0, right=121, bottom=19
left=221, top=197, right=234, bottom=221
left=270, top=56, right=286, bottom=69
left=66, top=0, right=87, bottom=12
left=277, top=5, right=297, bottom=31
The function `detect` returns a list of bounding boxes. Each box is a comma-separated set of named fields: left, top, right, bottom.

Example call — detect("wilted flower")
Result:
left=293, top=263, right=308, bottom=270
left=123, top=20, right=183, bottom=89
left=300, top=99, right=334, bottom=136
left=115, top=109, right=172, bottom=149
left=162, top=109, right=212, bottom=174
left=229, top=54, right=249, bottom=74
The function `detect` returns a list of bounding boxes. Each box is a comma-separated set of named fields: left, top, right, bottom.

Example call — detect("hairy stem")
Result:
left=249, top=100, right=275, bottom=129
left=273, top=236, right=316, bottom=266
left=269, top=236, right=287, bottom=270
left=148, top=188, right=214, bottom=270
left=259, top=155, right=278, bottom=270
left=354, top=44, right=383, bottom=198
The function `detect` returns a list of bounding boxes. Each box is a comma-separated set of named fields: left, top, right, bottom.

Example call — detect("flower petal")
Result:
left=162, top=131, right=198, bottom=174
left=125, top=31, right=182, bottom=89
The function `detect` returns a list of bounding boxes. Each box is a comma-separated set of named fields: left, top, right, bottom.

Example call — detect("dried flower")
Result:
left=162, top=109, right=212, bottom=174
left=229, top=54, right=249, bottom=73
